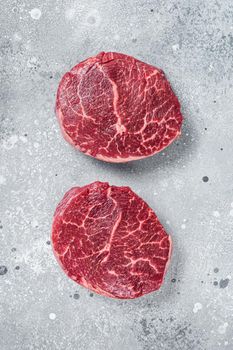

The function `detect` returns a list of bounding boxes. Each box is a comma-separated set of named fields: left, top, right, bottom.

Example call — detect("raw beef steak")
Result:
left=56, top=52, right=183, bottom=162
left=52, top=182, right=172, bottom=299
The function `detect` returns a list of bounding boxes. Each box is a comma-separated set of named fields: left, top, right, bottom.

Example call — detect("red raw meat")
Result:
left=56, top=52, right=183, bottom=162
left=52, top=182, right=172, bottom=299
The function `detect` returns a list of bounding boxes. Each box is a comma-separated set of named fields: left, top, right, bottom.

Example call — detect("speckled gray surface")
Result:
left=0, top=1, right=233, bottom=349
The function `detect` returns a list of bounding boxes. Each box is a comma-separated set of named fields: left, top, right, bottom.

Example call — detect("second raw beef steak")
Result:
left=52, top=182, right=172, bottom=299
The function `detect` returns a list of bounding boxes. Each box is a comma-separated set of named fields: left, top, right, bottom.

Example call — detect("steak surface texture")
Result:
left=52, top=182, right=172, bottom=299
left=56, top=52, right=183, bottom=162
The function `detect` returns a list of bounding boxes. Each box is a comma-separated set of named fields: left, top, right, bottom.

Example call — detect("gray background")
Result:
left=0, top=0, right=233, bottom=349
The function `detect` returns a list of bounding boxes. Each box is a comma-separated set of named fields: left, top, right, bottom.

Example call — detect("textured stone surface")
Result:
left=0, top=0, right=232, bottom=349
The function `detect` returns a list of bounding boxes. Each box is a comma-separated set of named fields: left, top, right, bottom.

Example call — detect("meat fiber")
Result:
left=56, top=52, right=183, bottom=162
left=52, top=182, right=172, bottom=299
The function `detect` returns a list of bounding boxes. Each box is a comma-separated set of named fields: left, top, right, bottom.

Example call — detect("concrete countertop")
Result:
left=0, top=1, right=232, bottom=349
